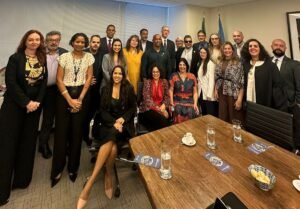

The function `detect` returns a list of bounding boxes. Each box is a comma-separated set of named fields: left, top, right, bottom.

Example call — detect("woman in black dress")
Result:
left=77, top=65, right=136, bottom=209
left=0, top=29, right=47, bottom=206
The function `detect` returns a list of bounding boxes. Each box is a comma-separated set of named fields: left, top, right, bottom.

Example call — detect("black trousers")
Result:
left=83, top=85, right=100, bottom=141
left=39, top=85, right=58, bottom=146
left=199, top=93, right=218, bottom=117
left=139, top=110, right=170, bottom=132
left=289, top=104, right=300, bottom=149
left=51, top=92, right=88, bottom=178
left=0, top=96, right=41, bottom=202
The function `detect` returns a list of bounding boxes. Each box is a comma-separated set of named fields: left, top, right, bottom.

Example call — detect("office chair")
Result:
left=245, top=101, right=294, bottom=151
left=135, top=81, right=149, bottom=135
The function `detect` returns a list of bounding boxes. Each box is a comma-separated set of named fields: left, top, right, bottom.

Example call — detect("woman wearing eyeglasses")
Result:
left=209, top=33, right=222, bottom=65
left=51, top=33, right=94, bottom=187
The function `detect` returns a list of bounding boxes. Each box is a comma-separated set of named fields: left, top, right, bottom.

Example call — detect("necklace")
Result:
left=73, top=58, right=82, bottom=83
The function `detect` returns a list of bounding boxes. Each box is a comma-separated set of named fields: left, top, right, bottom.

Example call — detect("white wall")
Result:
left=208, top=0, right=300, bottom=58
left=0, top=0, right=167, bottom=68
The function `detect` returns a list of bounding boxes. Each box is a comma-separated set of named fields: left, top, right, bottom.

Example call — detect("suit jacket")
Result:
left=99, top=37, right=112, bottom=55
left=192, top=41, right=209, bottom=51
left=99, top=83, right=137, bottom=137
left=58, top=47, right=68, bottom=56
left=175, top=47, right=199, bottom=72
left=139, top=79, right=169, bottom=113
left=244, top=59, right=288, bottom=111
left=139, top=40, right=153, bottom=52
left=163, top=39, right=176, bottom=71
left=276, top=56, right=300, bottom=105
left=4, top=52, right=47, bottom=108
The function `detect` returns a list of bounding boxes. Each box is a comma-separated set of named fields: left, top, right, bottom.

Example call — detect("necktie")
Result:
left=164, top=39, right=167, bottom=48
left=274, top=58, right=278, bottom=64
left=108, top=39, right=112, bottom=51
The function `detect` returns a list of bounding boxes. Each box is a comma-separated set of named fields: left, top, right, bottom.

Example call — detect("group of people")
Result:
left=0, top=24, right=299, bottom=209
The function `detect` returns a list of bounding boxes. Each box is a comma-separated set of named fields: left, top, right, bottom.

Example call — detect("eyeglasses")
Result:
left=211, top=38, right=219, bottom=40
left=184, top=40, right=192, bottom=43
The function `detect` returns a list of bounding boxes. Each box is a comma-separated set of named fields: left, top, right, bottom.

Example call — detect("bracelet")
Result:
left=61, top=90, right=68, bottom=95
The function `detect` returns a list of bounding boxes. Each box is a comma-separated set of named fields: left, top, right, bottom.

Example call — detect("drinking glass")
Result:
left=232, top=119, right=242, bottom=143
left=206, top=124, right=216, bottom=149
left=160, top=143, right=172, bottom=179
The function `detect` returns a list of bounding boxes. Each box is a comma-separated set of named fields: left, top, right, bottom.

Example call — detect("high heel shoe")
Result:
left=69, top=172, right=77, bottom=182
left=104, top=172, right=113, bottom=199
left=51, top=173, right=62, bottom=188
left=76, top=197, right=87, bottom=209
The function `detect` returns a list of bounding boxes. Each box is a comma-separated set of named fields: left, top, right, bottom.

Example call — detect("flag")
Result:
left=201, top=17, right=206, bottom=34
left=218, top=14, right=225, bottom=43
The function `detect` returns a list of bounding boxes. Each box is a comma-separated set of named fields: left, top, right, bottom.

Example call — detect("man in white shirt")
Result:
left=139, top=28, right=152, bottom=52
left=232, top=31, right=244, bottom=58
left=271, top=38, right=300, bottom=153
left=175, top=35, right=197, bottom=72
left=161, top=25, right=175, bottom=71
left=38, top=31, right=67, bottom=159
left=100, top=24, right=116, bottom=54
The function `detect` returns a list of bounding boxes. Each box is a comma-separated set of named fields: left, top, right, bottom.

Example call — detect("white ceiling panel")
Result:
left=113, top=0, right=260, bottom=8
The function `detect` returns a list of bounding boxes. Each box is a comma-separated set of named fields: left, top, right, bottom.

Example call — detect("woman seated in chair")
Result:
left=169, top=58, right=199, bottom=124
left=139, top=64, right=170, bottom=132
left=77, top=65, right=136, bottom=209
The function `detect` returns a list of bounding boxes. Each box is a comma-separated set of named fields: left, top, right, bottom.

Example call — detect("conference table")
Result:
left=129, top=115, right=300, bottom=209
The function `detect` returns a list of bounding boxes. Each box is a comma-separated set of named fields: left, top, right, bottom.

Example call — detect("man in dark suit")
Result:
left=139, top=28, right=152, bottom=52
left=161, top=25, right=176, bottom=71
left=83, top=35, right=105, bottom=146
left=271, top=38, right=300, bottom=153
left=38, top=31, right=67, bottom=159
left=141, top=34, right=171, bottom=80
left=192, top=30, right=209, bottom=52
left=175, top=35, right=198, bottom=72
left=99, top=24, right=116, bottom=54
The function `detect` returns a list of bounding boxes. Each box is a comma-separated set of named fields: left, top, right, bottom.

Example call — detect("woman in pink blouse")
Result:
left=139, top=64, right=170, bottom=131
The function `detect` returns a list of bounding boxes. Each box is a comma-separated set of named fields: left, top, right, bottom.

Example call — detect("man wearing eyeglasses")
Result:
left=175, top=35, right=198, bottom=72
left=193, top=30, right=209, bottom=52
left=38, top=31, right=67, bottom=159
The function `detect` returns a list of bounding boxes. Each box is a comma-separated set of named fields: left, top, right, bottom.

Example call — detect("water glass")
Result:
left=206, top=124, right=216, bottom=149
left=232, top=119, right=242, bottom=143
left=160, top=147, right=172, bottom=180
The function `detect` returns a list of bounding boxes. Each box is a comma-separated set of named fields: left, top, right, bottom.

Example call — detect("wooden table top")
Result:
left=129, top=115, right=300, bottom=209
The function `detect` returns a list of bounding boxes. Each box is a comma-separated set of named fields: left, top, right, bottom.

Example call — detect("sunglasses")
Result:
left=184, top=40, right=192, bottom=43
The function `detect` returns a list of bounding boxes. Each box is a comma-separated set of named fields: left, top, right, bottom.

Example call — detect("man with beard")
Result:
left=141, top=34, right=171, bottom=80
left=193, top=30, right=209, bottom=51
left=139, top=28, right=152, bottom=52
left=83, top=35, right=104, bottom=145
left=271, top=38, right=300, bottom=153
left=38, top=31, right=67, bottom=159
left=232, top=31, right=244, bottom=58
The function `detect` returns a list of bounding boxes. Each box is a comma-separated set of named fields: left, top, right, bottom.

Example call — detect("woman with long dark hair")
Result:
left=139, top=64, right=170, bottom=131
left=193, top=47, right=218, bottom=116
left=214, top=41, right=244, bottom=123
left=51, top=33, right=94, bottom=187
left=77, top=65, right=136, bottom=209
left=101, top=38, right=127, bottom=90
left=241, top=39, right=287, bottom=111
left=169, top=58, right=199, bottom=124
left=123, top=34, right=143, bottom=94
left=0, top=29, right=47, bottom=206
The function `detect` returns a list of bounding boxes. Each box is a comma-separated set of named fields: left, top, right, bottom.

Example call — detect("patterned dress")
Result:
left=169, top=72, right=198, bottom=123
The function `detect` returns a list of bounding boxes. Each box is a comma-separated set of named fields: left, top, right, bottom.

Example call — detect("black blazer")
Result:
left=139, top=40, right=153, bottom=52
left=58, top=47, right=68, bottom=56
left=175, top=47, right=199, bottom=72
left=99, top=83, right=137, bottom=137
left=244, top=59, right=288, bottom=111
left=99, top=37, right=111, bottom=55
left=277, top=56, right=300, bottom=105
left=166, top=39, right=176, bottom=70
left=192, top=41, right=209, bottom=51
left=4, top=52, right=47, bottom=108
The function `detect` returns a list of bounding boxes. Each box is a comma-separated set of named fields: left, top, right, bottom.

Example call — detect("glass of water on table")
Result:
left=207, top=123, right=216, bottom=149
left=160, top=141, right=172, bottom=180
left=232, top=119, right=242, bottom=143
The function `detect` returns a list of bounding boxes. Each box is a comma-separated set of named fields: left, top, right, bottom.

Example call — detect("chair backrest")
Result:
left=136, top=81, right=144, bottom=106
left=245, top=101, right=294, bottom=150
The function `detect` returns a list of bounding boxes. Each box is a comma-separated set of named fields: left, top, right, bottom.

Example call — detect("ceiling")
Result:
left=113, top=0, right=259, bottom=8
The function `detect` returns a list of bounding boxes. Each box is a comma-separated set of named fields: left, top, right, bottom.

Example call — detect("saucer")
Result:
left=182, top=136, right=196, bottom=146
left=292, top=179, right=300, bottom=192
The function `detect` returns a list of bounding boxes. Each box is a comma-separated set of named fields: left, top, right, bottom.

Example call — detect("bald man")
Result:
left=232, top=31, right=244, bottom=58
left=271, top=38, right=300, bottom=153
